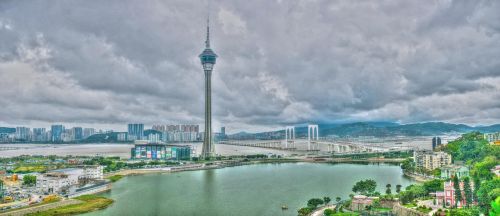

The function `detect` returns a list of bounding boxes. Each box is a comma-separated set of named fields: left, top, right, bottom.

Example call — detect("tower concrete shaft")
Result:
left=199, top=15, right=217, bottom=159
left=202, top=69, right=214, bottom=159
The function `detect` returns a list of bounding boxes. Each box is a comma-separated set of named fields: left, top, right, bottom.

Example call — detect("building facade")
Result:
left=128, top=124, right=144, bottom=141
left=484, top=132, right=500, bottom=143
left=130, top=144, right=191, bottom=160
left=72, top=127, right=83, bottom=140
left=15, top=127, right=31, bottom=141
left=36, top=166, right=104, bottom=194
left=435, top=181, right=474, bottom=208
left=51, top=125, right=65, bottom=142
left=116, top=132, right=128, bottom=142
left=432, top=136, right=442, bottom=150
left=414, top=150, right=452, bottom=170
left=32, top=128, right=47, bottom=142
left=440, top=165, right=469, bottom=179
left=83, top=128, right=95, bottom=139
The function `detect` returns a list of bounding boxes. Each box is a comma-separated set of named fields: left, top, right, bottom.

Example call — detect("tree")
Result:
left=396, top=184, right=402, bottom=193
left=23, top=174, right=36, bottom=186
left=307, top=198, right=324, bottom=209
left=490, top=196, right=500, bottom=216
left=453, top=175, right=462, bottom=208
left=406, top=184, right=427, bottom=198
left=477, top=178, right=500, bottom=214
left=336, top=197, right=341, bottom=203
left=0, top=179, right=4, bottom=199
left=463, top=177, right=473, bottom=207
left=323, top=208, right=335, bottom=216
left=423, top=179, right=444, bottom=194
left=399, top=190, right=414, bottom=204
left=352, top=179, right=377, bottom=195
left=401, top=158, right=415, bottom=173
left=386, top=184, right=392, bottom=195
left=447, top=207, right=482, bottom=216
left=471, top=156, right=497, bottom=181
left=432, top=169, right=441, bottom=178
left=372, top=198, right=381, bottom=208
left=323, top=196, right=331, bottom=206
left=443, top=132, right=485, bottom=161
left=298, top=207, right=313, bottom=216
left=472, top=173, right=481, bottom=202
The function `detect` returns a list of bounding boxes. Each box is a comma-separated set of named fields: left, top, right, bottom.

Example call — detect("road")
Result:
left=310, top=204, right=336, bottom=216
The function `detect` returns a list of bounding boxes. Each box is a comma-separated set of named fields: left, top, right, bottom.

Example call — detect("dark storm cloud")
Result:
left=0, top=0, right=499, bottom=132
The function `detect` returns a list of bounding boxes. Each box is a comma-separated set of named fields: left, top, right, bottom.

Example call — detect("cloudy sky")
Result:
left=0, top=0, right=499, bottom=133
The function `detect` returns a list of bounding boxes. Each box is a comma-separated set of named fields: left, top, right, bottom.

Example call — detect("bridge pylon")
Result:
left=307, top=124, right=319, bottom=150
left=284, top=126, right=295, bottom=149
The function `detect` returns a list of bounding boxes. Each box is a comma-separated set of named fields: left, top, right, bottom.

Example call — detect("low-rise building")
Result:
left=36, top=166, right=103, bottom=194
left=131, top=144, right=191, bottom=160
left=435, top=180, right=474, bottom=208
left=484, top=132, right=500, bottom=143
left=440, top=165, right=469, bottom=179
left=51, top=166, right=103, bottom=181
left=350, top=195, right=375, bottom=211
left=414, top=150, right=452, bottom=171
left=36, top=173, right=74, bottom=194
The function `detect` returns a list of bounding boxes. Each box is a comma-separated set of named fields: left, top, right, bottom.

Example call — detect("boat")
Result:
left=281, top=205, right=288, bottom=210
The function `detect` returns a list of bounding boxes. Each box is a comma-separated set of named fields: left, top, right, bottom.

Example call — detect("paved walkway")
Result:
left=310, top=204, right=336, bottom=216
left=0, top=199, right=82, bottom=216
left=417, top=199, right=439, bottom=216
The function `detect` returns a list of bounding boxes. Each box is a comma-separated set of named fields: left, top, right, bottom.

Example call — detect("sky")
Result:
left=0, top=0, right=499, bottom=133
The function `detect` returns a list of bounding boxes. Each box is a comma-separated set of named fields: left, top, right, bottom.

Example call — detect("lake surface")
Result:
left=86, top=163, right=414, bottom=216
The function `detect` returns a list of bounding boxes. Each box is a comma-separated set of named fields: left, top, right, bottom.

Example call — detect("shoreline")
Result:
left=105, top=157, right=407, bottom=178
left=402, top=171, right=434, bottom=182
left=1, top=158, right=415, bottom=215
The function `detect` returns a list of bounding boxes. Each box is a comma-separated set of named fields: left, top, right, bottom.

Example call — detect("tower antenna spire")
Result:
left=205, top=16, right=210, bottom=48
left=205, top=0, right=211, bottom=48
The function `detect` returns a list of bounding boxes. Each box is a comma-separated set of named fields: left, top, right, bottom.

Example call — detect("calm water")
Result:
left=86, top=163, right=414, bottom=216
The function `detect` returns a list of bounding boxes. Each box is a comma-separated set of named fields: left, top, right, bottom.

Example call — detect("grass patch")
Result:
left=26, top=195, right=113, bottom=216
left=403, top=203, right=417, bottom=208
left=13, top=165, right=47, bottom=173
left=106, top=174, right=123, bottom=182
left=0, top=196, right=61, bottom=213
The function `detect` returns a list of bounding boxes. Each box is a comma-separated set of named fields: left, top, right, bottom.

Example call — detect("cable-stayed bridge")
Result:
left=218, top=124, right=414, bottom=154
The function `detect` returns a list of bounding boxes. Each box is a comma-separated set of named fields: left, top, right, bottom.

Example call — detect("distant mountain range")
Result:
left=228, top=122, right=500, bottom=139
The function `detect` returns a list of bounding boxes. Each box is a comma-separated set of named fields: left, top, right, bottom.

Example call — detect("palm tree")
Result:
left=396, top=184, right=402, bottom=193
left=386, top=184, right=392, bottom=195
left=323, top=196, right=331, bottom=206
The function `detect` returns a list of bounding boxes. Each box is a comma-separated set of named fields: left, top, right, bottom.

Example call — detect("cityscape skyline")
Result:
left=0, top=1, right=499, bottom=133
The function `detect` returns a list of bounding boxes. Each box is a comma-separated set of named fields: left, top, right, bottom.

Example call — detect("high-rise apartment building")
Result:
left=432, top=136, right=442, bottom=150
left=83, top=128, right=95, bottom=139
left=414, top=150, right=452, bottom=170
left=32, top=128, right=47, bottom=142
left=128, top=124, right=144, bottom=141
left=152, top=124, right=199, bottom=133
left=15, top=127, right=31, bottom=141
left=51, top=125, right=65, bottom=142
left=73, top=127, right=83, bottom=140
